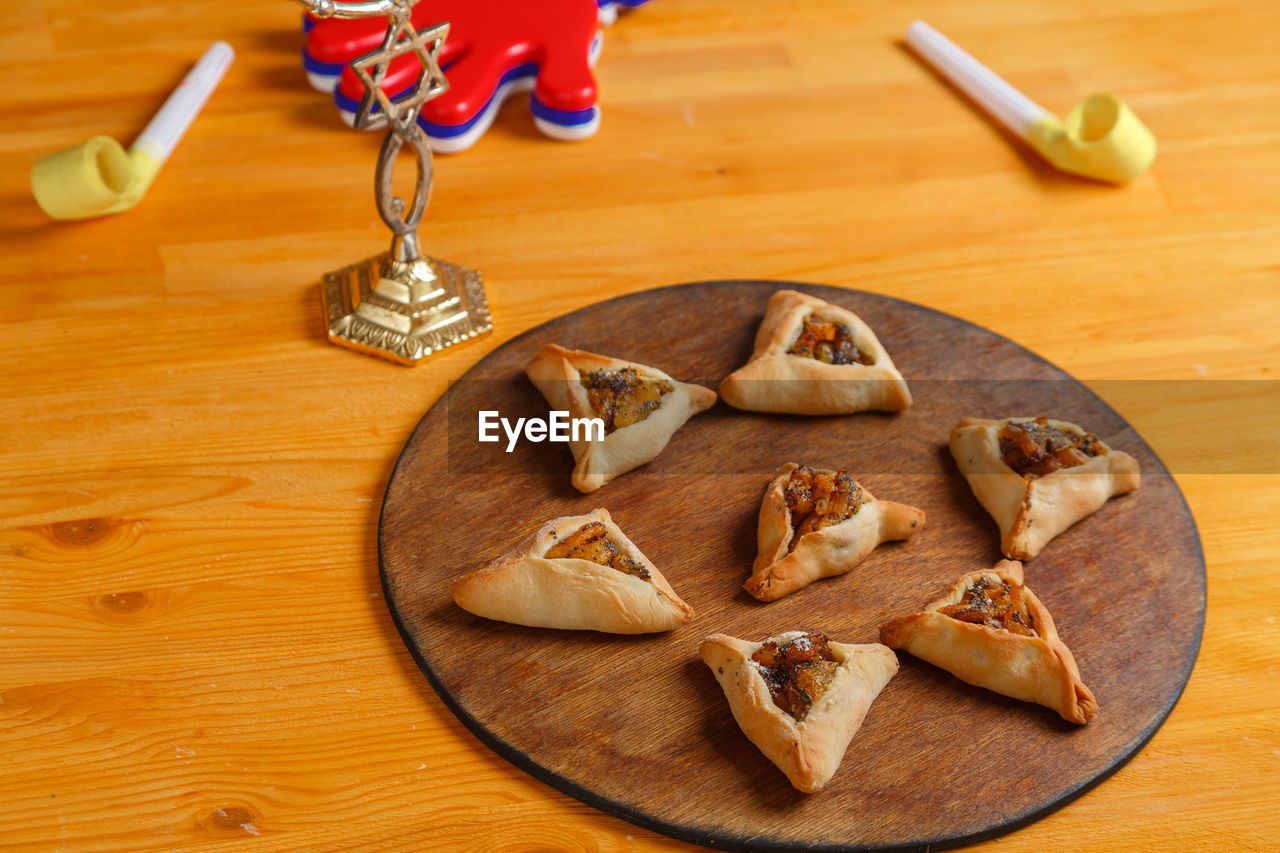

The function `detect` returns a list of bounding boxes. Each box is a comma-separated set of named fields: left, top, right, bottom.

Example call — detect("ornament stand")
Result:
left=297, top=0, right=491, bottom=364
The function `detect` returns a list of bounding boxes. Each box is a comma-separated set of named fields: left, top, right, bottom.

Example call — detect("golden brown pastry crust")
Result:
left=949, top=417, right=1141, bottom=560
left=879, top=560, right=1098, bottom=724
left=451, top=508, right=695, bottom=633
left=700, top=632, right=898, bottom=793
left=745, top=463, right=925, bottom=602
left=718, top=290, right=912, bottom=414
left=525, top=344, right=717, bottom=493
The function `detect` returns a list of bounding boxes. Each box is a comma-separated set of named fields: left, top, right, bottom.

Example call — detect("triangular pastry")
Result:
left=700, top=631, right=898, bottom=792
left=950, top=416, right=1140, bottom=560
left=745, top=463, right=925, bottom=601
left=718, top=290, right=912, bottom=414
left=451, top=508, right=695, bottom=633
left=880, top=560, right=1097, bottom=724
left=525, top=344, right=717, bottom=493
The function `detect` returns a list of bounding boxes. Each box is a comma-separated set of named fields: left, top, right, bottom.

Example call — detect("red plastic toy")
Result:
left=302, top=0, right=651, bottom=152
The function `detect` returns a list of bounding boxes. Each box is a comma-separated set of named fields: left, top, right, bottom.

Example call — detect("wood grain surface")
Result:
left=380, top=281, right=1204, bottom=850
left=2, top=0, right=1278, bottom=851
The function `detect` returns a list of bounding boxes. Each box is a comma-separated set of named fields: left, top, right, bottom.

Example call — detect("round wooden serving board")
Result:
left=379, top=281, right=1205, bottom=851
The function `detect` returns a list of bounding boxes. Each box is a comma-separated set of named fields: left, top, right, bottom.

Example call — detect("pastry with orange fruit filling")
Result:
left=718, top=289, right=911, bottom=414
left=525, top=344, right=717, bottom=493
left=451, top=508, right=694, bottom=633
left=700, top=631, right=898, bottom=792
left=950, top=416, right=1140, bottom=560
left=745, top=463, right=925, bottom=601
left=880, top=560, right=1097, bottom=724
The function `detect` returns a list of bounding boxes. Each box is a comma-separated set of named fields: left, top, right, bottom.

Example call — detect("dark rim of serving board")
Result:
left=376, top=280, right=1207, bottom=853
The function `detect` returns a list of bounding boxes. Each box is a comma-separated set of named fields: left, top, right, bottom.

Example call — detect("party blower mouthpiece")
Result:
left=905, top=21, right=1156, bottom=184
left=31, top=41, right=235, bottom=220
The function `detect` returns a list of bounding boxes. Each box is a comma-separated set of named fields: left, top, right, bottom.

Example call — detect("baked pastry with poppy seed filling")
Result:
left=718, top=290, right=911, bottom=414
left=700, top=631, right=898, bottom=792
left=526, top=344, right=717, bottom=493
left=950, top=416, right=1140, bottom=560
left=880, top=559, right=1097, bottom=724
left=451, top=508, right=694, bottom=633
left=745, top=462, right=925, bottom=602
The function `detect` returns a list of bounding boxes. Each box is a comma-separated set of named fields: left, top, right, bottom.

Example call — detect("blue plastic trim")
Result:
left=303, top=48, right=346, bottom=78
left=417, top=62, right=539, bottom=138
left=530, top=96, right=597, bottom=128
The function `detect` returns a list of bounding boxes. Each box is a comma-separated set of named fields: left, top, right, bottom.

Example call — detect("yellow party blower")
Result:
left=906, top=21, right=1156, bottom=184
left=31, top=41, right=234, bottom=220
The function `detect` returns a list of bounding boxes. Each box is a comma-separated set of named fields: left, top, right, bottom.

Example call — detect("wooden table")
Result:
left=2, top=1, right=1276, bottom=850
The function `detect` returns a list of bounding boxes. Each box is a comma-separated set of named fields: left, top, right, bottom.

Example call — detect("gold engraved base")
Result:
left=321, top=253, right=492, bottom=365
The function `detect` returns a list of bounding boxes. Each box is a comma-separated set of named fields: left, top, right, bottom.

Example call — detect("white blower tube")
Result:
left=905, top=20, right=1051, bottom=140
left=134, top=41, right=236, bottom=164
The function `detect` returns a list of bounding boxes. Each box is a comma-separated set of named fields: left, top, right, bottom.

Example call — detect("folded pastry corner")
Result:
left=880, top=559, right=1097, bottom=724
left=950, top=416, right=1141, bottom=560
left=718, top=289, right=911, bottom=414
left=745, top=463, right=925, bottom=602
left=451, top=508, right=695, bottom=633
left=700, top=631, right=898, bottom=793
left=525, top=344, right=717, bottom=493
